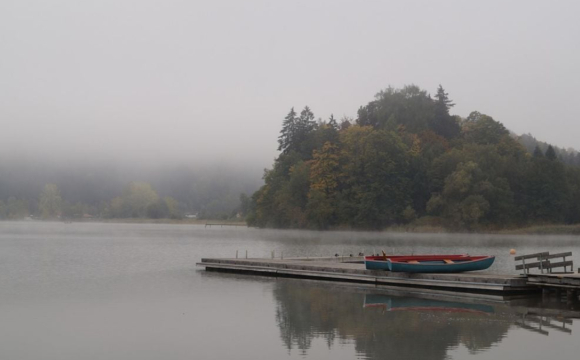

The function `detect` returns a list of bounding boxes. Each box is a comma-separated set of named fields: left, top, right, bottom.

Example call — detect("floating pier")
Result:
left=197, top=257, right=533, bottom=294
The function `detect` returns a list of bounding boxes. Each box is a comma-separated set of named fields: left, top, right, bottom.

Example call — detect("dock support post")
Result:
left=542, top=288, right=551, bottom=295
left=245, top=250, right=247, bottom=259
left=236, top=250, right=238, bottom=259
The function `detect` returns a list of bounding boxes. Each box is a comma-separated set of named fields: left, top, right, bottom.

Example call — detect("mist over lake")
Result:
left=2, top=1, right=580, bottom=359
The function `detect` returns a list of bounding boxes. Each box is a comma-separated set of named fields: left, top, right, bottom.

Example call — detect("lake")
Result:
left=1, top=221, right=579, bottom=359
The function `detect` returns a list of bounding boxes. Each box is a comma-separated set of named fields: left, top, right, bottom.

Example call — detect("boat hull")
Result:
left=364, top=255, right=469, bottom=271
left=388, top=256, right=495, bottom=273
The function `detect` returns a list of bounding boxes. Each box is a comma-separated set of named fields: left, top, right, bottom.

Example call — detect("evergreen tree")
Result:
left=296, top=106, right=316, bottom=136
left=533, top=145, right=544, bottom=158
left=430, top=85, right=460, bottom=138
left=293, top=106, right=317, bottom=157
left=434, top=84, right=455, bottom=109
left=545, top=145, right=557, bottom=160
left=278, top=108, right=298, bottom=153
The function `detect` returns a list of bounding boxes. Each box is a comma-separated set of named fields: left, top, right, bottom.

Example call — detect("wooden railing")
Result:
left=515, top=251, right=573, bottom=274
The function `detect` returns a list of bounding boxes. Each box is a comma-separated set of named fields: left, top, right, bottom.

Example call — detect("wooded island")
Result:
left=247, top=85, right=580, bottom=231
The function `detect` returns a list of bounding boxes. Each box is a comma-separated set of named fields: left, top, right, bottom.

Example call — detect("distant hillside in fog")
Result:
left=516, top=133, right=580, bottom=167
left=0, top=159, right=262, bottom=220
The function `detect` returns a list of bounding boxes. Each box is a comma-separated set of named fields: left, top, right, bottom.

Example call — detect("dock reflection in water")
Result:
left=271, top=277, right=580, bottom=360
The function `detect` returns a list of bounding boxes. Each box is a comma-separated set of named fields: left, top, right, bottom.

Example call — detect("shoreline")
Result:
left=3, top=219, right=580, bottom=235
left=0, top=218, right=247, bottom=226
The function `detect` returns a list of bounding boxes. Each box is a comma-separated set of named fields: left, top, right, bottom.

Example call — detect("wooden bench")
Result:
left=515, top=252, right=573, bottom=274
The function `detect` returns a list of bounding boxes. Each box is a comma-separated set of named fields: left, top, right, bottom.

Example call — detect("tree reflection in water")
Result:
left=272, top=279, right=579, bottom=360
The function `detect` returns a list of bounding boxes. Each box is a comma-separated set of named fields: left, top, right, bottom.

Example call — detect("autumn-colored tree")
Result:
left=309, top=142, right=340, bottom=196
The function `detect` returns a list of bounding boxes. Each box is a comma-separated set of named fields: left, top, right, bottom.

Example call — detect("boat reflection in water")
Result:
left=271, top=277, right=580, bottom=360
left=363, top=293, right=495, bottom=315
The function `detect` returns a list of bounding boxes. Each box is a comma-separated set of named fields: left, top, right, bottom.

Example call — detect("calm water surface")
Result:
left=1, top=221, right=579, bottom=360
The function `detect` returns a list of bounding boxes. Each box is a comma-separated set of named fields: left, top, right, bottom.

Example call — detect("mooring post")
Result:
left=245, top=250, right=247, bottom=259
left=281, top=251, right=283, bottom=260
left=236, top=250, right=238, bottom=259
left=542, top=288, right=551, bottom=295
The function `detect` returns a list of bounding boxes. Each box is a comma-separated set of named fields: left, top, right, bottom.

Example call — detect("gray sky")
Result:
left=1, top=0, right=579, bottom=168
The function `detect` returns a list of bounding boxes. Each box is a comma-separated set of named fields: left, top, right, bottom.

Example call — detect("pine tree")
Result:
left=430, top=85, right=460, bottom=138
left=278, top=108, right=297, bottom=153
left=533, top=145, right=544, bottom=158
left=293, top=106, right=317, bottom=152
left=296, top=106, right=316, bottom=135
left=545, top=145, right=557, bottom=160
left=434, top=84, right=455, bottom=110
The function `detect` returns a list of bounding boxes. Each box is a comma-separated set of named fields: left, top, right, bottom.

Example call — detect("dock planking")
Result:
left=527, top=273, right=580, bottom=289
left=197, top=257, right=532, bottom=294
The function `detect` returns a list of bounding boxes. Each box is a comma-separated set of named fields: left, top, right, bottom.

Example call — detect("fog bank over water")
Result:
left=2, top=1, right=580, bottom=166
left=0, top=156, right=263, bottom=216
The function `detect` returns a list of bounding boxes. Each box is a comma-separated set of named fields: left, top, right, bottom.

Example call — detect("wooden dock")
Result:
left=527, top=273, right=580, bottom=299
left=197, top=257, right=533, bottom=294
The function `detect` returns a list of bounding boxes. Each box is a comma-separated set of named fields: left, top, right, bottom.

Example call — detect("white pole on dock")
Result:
left=245, top=250, right=248, bottom=259
left=236, top=250, right=238, bottom=259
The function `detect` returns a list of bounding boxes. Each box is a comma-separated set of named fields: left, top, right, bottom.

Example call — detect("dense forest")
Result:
left=247, top=85, right=580, bottom=231
left=0, top=161, right=260, bottom=220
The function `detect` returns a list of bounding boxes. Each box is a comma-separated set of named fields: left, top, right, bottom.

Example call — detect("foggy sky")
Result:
left=1, top=0, right=579, bottom=168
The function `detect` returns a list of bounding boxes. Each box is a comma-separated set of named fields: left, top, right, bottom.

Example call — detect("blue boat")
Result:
left=387, top=256, right=495, bottom=273
left=365, top=255, right=470, bottom=271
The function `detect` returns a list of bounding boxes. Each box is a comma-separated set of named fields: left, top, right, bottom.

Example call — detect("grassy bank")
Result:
left=496, top=224, right=580, bottom=235
left=382, top=223, right=580, bottom=235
